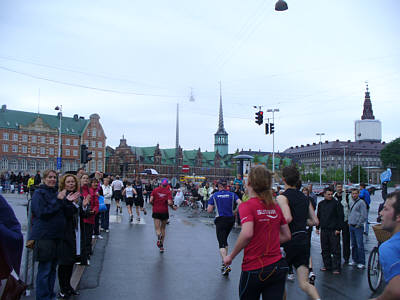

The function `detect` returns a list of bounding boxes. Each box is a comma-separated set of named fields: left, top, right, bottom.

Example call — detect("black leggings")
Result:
left=58, top=264, right=74, bottom=294
left=215, top=217, right=235, bottom=248
left=239, top=259, right=288, bottom=300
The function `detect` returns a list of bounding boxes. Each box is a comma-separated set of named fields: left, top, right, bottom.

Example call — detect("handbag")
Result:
left=1, top=273, right=27, bottom=300
left=98, top=195, right=107, bottom=212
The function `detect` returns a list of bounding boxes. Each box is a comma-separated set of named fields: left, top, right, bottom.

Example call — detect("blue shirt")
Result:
left=359, top=188, right=371, bottom=206
left=208, top=190, right=239, bottom=218
left=379, top=231, right=400, bottom=284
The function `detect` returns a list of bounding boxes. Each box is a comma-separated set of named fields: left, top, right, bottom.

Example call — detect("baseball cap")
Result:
left=161, top=178, right=168, bottom=186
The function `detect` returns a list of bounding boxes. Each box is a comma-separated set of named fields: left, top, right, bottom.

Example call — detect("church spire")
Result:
left=216, top=81, right=227, bottom=135
left=361, top=81, right=375, bottom=120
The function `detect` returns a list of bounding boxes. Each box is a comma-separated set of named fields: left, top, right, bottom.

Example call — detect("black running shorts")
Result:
left=125, top=197, right=134, bottom=206
left=134, top=197, right=144, bottom=207
left=152, top=212, right=169, bottom=220
left=114, top=190, right=122, bottom=201
left=283, top=232, right=310, bottom=269
left=214, top=216, right=235, bottom=249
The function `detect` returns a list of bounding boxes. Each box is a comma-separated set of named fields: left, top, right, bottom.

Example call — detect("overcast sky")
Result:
left=1, top=0, right=399, bottom=154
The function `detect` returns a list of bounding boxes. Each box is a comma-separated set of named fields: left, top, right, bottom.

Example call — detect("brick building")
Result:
left=0, top=105, right=106, bottom=174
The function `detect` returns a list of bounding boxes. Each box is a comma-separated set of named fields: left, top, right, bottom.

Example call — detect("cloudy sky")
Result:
left=1, top=0, right=399, bottom=153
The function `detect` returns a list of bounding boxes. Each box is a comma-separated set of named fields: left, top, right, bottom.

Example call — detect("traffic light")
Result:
left=80, top=144, right=92, bottom=164
left=265, top=122, right=269, bottom=134
left=255, top=111, right=263, bottom=125
left=270, top=123, right=275, bottom=134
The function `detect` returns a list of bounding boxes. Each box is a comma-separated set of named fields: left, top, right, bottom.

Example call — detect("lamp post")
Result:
left=55, top=105, right=63, bottom=171
left=316, top=133, right=325, bottom=186
left=356, top=153, right=362, bottom=184
left=341, top=145, right=348, bottom=185
left=267, top=108, right=279, bottom=185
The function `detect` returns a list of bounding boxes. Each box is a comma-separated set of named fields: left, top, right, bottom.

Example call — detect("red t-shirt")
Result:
left=239, top=197, right=286, bottom=271
left=151, top=186, right=172, bottom=213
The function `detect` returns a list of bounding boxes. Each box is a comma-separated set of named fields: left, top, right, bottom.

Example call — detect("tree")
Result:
left=349, top=165, right=367, bottom=183
left=381, top=138, right=400, bottom=169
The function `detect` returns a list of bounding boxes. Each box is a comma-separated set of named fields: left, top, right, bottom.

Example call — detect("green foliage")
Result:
left=349, top=165, right=367, bottom=183
left=381, top=138, right=400, bottom=169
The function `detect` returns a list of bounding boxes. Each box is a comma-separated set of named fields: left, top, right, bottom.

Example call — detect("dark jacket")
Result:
left=30, top=184, right=65, bottom=240
left=317, top=199, right=344, bottom=231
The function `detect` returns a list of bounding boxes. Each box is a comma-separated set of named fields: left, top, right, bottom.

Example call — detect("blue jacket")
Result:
left=30, top=184, right=65, bottom=240
left=359, top=188, right=371, bottom=207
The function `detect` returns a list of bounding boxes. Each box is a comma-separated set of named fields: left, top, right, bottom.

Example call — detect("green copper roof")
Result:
left=0, top=108, right=89, bottom=135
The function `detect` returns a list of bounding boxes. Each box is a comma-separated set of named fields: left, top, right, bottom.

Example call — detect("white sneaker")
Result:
left=105, top=229, right=110, bottom=233
left=357, top=264, right=365, bottom=269
left=97, top=235, right=104, bottom=240
left=92, top=235, right=95, bottom=239
left=348, top=261, right=356, bottom=266
left=287, top=273, right=295, bottom=281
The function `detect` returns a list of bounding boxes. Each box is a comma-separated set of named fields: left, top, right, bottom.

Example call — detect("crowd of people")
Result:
left=1, top=165, right=399, bottom=300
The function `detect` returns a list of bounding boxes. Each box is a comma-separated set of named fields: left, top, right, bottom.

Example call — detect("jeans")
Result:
left=36, top=260, right=57, bottom=300
left=101, top=204, right=110, bottom=230
left=239, top=258, right=288, bottom=300
left=349, top=225, right=365, bottom=265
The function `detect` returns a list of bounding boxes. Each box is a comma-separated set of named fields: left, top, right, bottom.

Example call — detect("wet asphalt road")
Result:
left=4, top=189, right=390, bottom=300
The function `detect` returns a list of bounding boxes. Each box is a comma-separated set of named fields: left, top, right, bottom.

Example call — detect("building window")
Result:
left=31, top=146, right=36, bottom=154
left=40, top=147, right=45, bottom=155
left=12, top=145, right=18, bottom=153
left=49, top=148, right=54, bottom=155
left=91, top=141, right=96, bottom=148
left=31, top=135, right=37, bottom=143
left=97, top=161, right=102, bottom=171
left=71, top=161, right=78, bottom=171
left=65, top=149, right=70, bottom=156
left=87, top=129, right=90, bottom=137
left=29, top=160, right=36, bottom=171
left=49, top=137, right=55, bottom=144
left=98, top=141, right=103, bottom=148
left=22, top=134, right=28, bottom=142
left=20, top=159, right=27, bottom=170
left=0, top=158, right=8, bottom=170
left=91, top=160, right=96, bottom=172
left=84, top=140, right=89, bottom=146
left=13, top=134, right=18, bottom=141
left=66, top=138, right=70, bottom=146
left=92, top=129, right=97, bottom=137
left=98, top=151, right=102, bottom=158
left=22, top=146, right=28, bottom=153
left=2, top=144, right=8, bottom=152
left=73, top=150, right=78, bottom=157
left=10, top=159, right=18, bottom=170
left=73, top=139, right=78, bottom=146
left=48, top=160, right=54, bottom=170
left=92, top=152, right=96, bottom=158
left=3, top=133, right=9, bottom=140
left=39, top=160, right=46, bottom=170
left=39, top=136, right=45, bottom=143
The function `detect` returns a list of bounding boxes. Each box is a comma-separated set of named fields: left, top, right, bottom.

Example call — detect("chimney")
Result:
left=73, top=114, right=79, bottom=121
left=79, top=116, right=84, bottom=119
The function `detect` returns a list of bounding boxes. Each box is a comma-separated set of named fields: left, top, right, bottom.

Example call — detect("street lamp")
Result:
left=356, top=153, right=362, bottom=184
left=316, top=133, right=325, bottom=186
left=267, top=108, right=279, bottom=185
left=341, top=145, right=348, bottom=185
left=55, top=105, right=63, bottom=171
left=275, top=0, right=288, bottom=11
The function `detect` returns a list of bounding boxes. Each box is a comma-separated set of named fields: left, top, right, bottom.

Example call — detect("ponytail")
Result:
left=248, top=165, right=274, bottom=206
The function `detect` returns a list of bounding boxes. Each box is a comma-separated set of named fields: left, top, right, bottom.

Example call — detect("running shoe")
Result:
left=357, top=264, right=365, bottom=269
left=137, top=217, right=140, bottom=222
left=57, top=292, right=68, bottom=299
left=97, top=235, right=103, bottom=240
left=143, top=209, right=147, bottom=215
left=157, top=234, right=163, bottom=248
left=119, top=206, right=122, bottom=213
left=221, top=263, right=225, bottom=272
left=130, top=215, right=133, bottom=223
left=105, top=229, right=110, bottom=233
left=160, top=247, right=165, bottom=253
left=308, top=271, right=316, bottom=285
left=222, top=265, right=231, bottom=276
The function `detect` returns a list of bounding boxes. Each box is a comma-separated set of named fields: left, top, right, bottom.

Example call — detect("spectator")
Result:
left=0, top=194, right=24, bottom=299
left=101, top=177, right=112, bottom=233
left=316, top=188, right=344, bottom=274
left=57, top=174, right=82, bottom=299
left=348, top=189, right=367, bottom=269
left=359, top=183, right=371, bottom=235
left=34, top=170, right=42, bottom=186
left=31, top=170, right=65, bottom=300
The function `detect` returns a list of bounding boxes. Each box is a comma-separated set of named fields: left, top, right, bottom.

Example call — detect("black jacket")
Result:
left=317, top=199, right=344, bottom=231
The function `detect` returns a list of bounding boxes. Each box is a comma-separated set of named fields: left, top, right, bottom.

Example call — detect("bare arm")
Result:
left=371, top=275, right=400, bottom=300
left=307, top=202, right=319, bottom=227
left=280, top=223, right=291, bottom=244
left=207, top=204, right=214, bottom=214
left=277, top=195, right=293, bottom=224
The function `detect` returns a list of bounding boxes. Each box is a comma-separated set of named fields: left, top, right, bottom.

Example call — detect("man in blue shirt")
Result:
left=359, top=183, right=371, bottom=235
left=207, top=179, right=240, bottom=276
left=371, top=191, right=400, bottom=300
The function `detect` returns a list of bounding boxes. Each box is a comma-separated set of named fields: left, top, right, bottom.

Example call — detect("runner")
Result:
left=207, top=179, right=241, bottom=276
left=277, top=166, right=321, bottom=300
left=134, top=179, right=147, bottom=220
left=224, top=165, right=291, bottom=299
left=150, top=178, right=177, bottom=253
left=122, top=181, right=137, bottom=223
left=111, top=175, right=124, bottom=214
